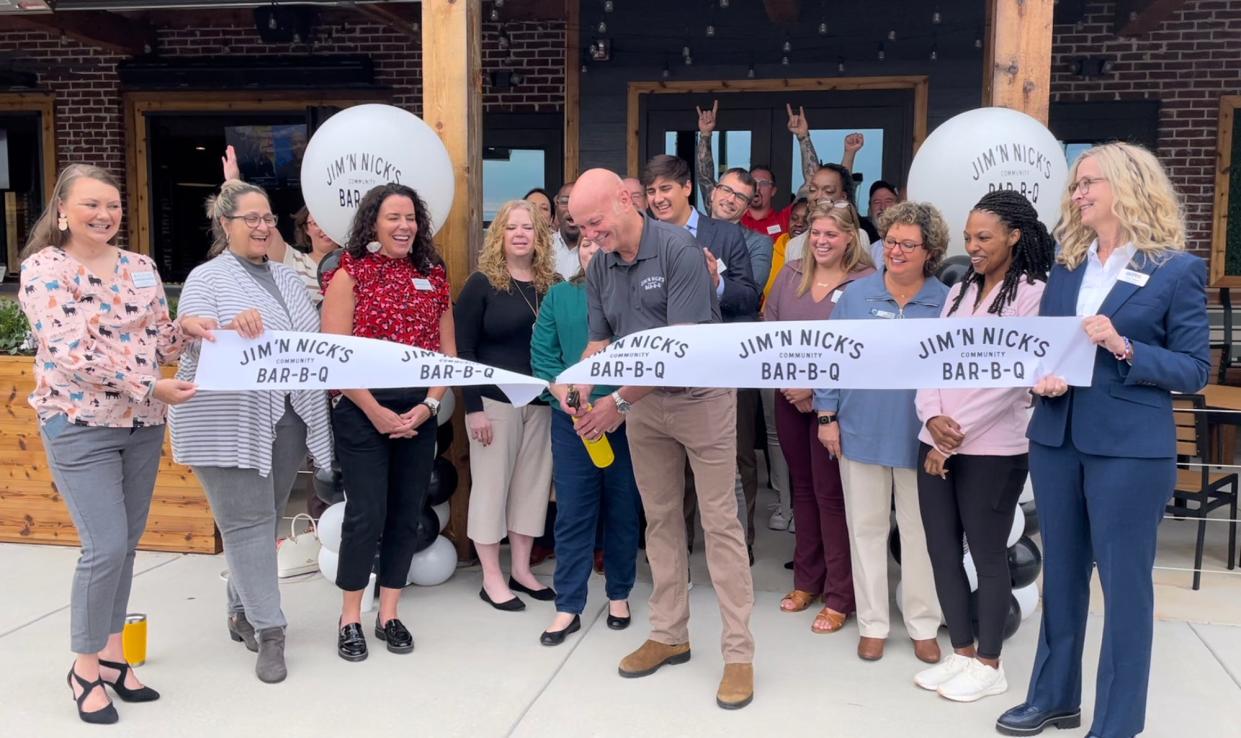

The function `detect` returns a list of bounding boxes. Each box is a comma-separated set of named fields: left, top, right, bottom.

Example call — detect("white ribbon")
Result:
left=557, top=317, right=1096, bottom=389
left=194, top=330, right=548, bottom=406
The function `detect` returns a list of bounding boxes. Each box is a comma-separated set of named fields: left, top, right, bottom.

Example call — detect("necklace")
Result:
left=515, top=279, right=540, bottom=317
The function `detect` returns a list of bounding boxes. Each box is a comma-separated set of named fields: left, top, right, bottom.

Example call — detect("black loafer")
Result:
left=509, top=576, right=556, bottom=601
left=480, top=587, right=526, bottom=611
left=337, top=621, right=368, bottom=662
left=374, top=617, right=414, bottom=654
left=996, top=703, right=1082, bottom=736
left=539, top=615, right=581, bottom=646
left=606, top=603, right=631, bottom=630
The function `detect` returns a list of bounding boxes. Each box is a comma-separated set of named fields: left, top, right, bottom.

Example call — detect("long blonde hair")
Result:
left=20, top=164, right=123, bottom=260
left=796, top=204, right=872, bottom=297
left=478, top=199, right=558, bottom=294
left=1054, top=142, right=1185, bottom=269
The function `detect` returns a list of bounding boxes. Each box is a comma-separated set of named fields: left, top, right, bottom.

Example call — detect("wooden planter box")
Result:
left=0, top=357, right=221, bottom=553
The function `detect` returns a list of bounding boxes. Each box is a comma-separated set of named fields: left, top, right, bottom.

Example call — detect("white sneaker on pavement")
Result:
left=936, top=658, right=1008, bottom=702
left=768, top=510, right=792, bottom=531
left=914, top=652, right=971, bottom=691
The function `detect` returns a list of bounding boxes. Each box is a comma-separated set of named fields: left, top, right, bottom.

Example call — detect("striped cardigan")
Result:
left=170, top=253, right=333, bottom=475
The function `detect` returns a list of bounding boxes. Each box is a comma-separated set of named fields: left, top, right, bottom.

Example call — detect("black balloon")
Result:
left=1021, top=500, right=1040, bottom=537
left=312, top=464, right=345, bottom=505
left=1008, top=535, right=1043, bottom=589
left=426, top=458, right=459, bottom=506
left=412, top=505, right=439, bottom=554
left=888, top=526, right=901, bottom=564
left=316, top=249, right=343, bottom=290
left=936, top=255, right=973, bottom=288
left=970, top=591, right=1022, bottom=641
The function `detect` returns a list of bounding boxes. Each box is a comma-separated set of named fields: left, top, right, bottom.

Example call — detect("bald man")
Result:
left=566, top=168, right=755, bottom=710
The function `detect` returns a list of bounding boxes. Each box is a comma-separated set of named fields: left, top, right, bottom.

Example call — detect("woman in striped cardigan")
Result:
left=171, top=180, right=334, bottom=684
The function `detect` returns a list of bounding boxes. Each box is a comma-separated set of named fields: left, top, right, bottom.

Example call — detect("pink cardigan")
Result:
left=915, top=277, right=1045, bottom=457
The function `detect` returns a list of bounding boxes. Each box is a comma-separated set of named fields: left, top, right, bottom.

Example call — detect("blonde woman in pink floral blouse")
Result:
left=18, top=164, right=207, bottom=726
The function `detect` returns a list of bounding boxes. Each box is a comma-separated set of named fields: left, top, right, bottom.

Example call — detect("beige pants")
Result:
left=838, top=456, right=941, bottom=640
left=627, top=387, right=755, bottom=663
left=466, top=398, right=553, bottom=545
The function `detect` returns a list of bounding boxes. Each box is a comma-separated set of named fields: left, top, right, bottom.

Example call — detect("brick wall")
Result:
left=1050, top=0, right=1241, bottom=255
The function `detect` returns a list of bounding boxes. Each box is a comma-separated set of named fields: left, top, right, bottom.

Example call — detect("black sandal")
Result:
left=67, top=667, right=118, bottom=725
left=98, top=659, right=160, bottom=702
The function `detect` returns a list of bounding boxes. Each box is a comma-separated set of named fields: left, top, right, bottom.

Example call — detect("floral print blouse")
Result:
left=19, top=247, right=185, bottom=427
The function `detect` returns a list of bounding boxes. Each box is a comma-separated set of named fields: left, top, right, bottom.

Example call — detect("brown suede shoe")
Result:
left=716, top=663, right=754, bottom=710
left=618, top=639, right=691, bottom=678
left=913, top=638, right=941, bottom=664
left=857, top=636, right=885, bottom=661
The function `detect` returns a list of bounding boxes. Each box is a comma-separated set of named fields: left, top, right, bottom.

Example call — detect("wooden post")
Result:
left=564, top=0, right=581, bottom=182
left=982, top=0, right=1055, bottom=124
left=422, top=0, right=482, bottom=561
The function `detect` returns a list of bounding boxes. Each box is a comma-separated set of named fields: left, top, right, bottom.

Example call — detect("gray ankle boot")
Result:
left=255, top=628, right=287, bottom=684
left=228, top=614, right=258, bottom=652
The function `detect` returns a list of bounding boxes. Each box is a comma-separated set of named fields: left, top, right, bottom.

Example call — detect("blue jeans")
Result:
left=551, top=410, right=641, bottom=614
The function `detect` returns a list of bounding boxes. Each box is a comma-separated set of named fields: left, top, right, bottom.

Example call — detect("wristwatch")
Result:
left=817, top=414, right=837, bottom=426
left=611, top=391, right=632, bottom=414
left=422, top=397, right=442, bottom=415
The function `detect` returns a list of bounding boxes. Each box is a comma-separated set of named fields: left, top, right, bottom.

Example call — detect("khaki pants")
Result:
left=838, top=456, right=941, bottom=640
left=627, top=388, right=755, bottom=663
left=467, top=398, right=553, bottom=545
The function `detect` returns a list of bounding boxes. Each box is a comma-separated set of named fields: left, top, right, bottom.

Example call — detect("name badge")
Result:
left=766, top=224, right=782, bottom=236
left=1118, top=268, right=1149, bottom=287
left=412, top=278, right=434, bottom=291
left=831, top=289, right=843, bottom=304
left=872, top=308, right=897, bottom=319
left=131, top=271, right=156, bottom=288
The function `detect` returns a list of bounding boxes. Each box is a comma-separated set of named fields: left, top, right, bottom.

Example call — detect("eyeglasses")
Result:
left=714, top=183, right=753, bottom=203
left=224, top=213, right=278, bottom=228
left=753, top=178, right=774, bottom=189
left=1069, top=176, right=1107, bottom=195
left=883, top=237, right=924, bottom=252
left=555, top=196, right=570, bottom=204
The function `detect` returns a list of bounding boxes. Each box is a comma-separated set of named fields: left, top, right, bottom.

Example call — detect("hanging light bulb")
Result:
left=781, top=55, right=790, bottom=66
left=746, top=65, right=756, bottom=78
left=684, top=55, right=693, bottom=66
left=661, top=63, right=671, bottom=79
left=818, top=21, right=828, bottom=36
left=877, top=42, right=886, bottom=61
left=604, top=0, right=614, bottom=11
left=498, top=31, right=510, bottom=50
left=581, top=62, right=589, bottom=73
left=782, top=38, right=792, bottom=53
left=932, top=9, right=942, bottom=24
left=837, top=57, right=846, bottom=73
left=597, top=20, right=607, bottom=33
left=887, top=29, right=896, bottom=41
left=268, top=13, right=278, bottom=30
left=682, top=44, right=691, bottom=58
left=930, top=44, right=938, bottom=61
left=706, top=24, right=715, bottom=37
left=511, top=71, right=524, bottom=86
left=719, top=0, right=729, bottom=7
left=292, top=31, right=302, bottom=44
left=495, top=0, right=504, bottom=6
left=489, top=7, right=500, bottom=22
left=974, top=36, right=983, bottom=49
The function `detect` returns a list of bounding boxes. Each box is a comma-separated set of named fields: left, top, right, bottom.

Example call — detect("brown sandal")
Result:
left=779, top=590, right=818, bottom=613
left=811, top=607, right=848, bottom=634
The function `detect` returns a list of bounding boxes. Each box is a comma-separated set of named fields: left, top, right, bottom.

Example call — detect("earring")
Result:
left=57, top=214, right=68, bottom=232
left=366, top=240, right=382, bottom=254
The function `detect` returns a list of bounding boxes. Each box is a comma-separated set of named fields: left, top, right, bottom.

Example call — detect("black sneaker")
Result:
left=337, top=621, right=368, bottom=662
left=375, top=617, right=414, bottom=654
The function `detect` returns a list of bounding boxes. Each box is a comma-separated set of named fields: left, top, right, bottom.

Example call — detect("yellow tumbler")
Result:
left=122, top=614, right=148, bottom=666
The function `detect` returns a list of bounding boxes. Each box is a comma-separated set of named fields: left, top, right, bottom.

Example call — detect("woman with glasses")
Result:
left=814, top=201, right=949, bottom=664
left=172, top=179, right=334, bottom=683
left=996, top=144, right=1209, bottom=738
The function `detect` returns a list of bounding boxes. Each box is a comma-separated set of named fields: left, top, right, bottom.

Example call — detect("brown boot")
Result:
left=857, top=636, right=885, bottom=661
left=913, top=638, right=941, bottom=664
left=618, top=639, right=691, bottom=678
left=716, top=663, right=754, bottom=710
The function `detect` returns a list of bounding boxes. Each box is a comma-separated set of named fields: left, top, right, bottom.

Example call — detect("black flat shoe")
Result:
left=67, top=668, right=118, bottom=725
left=508, top=576, right=556, bottom=601
left=337, top=621, right=368, bottom=662
left=540, top=615, right=581, bottom=646
left=98, top=659, right=160, bottom=702
left=374, top=617, right=414, bottom=654
left=606, top=602, right=632, bottom=630
left=995, top=703, right=1081, bottom=736
left=480, top=587, right=526, bottom=611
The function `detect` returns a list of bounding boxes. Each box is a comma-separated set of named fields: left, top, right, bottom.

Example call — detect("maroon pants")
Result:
left=774, top=392, right=855, bottom=615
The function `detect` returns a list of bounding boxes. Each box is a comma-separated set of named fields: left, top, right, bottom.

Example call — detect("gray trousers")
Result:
left=192, top=407, right=307, bottom=632
left=41, top=416, right=165, bottom=654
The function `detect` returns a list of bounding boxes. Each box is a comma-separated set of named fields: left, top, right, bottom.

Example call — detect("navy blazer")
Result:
left=1028, top=250, right=1210, bottom=458
left=694, top=213, right=760, bottom=322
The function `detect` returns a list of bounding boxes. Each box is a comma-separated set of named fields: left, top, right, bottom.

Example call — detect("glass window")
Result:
left=0, top=114, right=45, bottom=279
left=793, top=128, right=884, bottom=216
left=483, top=148, right=546, bottom=223
left=666, top=130, right=752, bottom=211
left=1062, top=142, right=1092, bottom=167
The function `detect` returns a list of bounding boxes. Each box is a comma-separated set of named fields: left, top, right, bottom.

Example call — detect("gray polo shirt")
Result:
left=587, top=216, right=720, bottom=341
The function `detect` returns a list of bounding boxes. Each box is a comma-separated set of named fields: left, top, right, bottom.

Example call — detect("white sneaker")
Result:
left=768, top=510, right=792, bottom=531
left=913, top=652, right=971, bottom=691
left=936, top=659, right=1008, bottom=703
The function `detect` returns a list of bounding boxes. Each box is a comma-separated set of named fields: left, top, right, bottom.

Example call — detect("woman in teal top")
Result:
left=530, top=238, right=642, bottom=646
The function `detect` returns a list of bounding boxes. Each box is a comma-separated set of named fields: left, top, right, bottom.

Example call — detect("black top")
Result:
left=454, top=270, right=549, bottom=411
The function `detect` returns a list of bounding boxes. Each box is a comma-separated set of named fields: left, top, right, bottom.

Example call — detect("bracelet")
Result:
left=1112, top=337, right=1134, bottom=363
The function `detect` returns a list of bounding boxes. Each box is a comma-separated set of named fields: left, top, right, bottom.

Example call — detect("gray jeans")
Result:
left=192, top=407, right=307, bottom=631
left=41, top=416, right=165, bottom=654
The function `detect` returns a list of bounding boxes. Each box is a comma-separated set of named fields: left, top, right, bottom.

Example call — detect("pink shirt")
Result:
left=915, top=277, right=1046, bottom=457
left=19, top=247, right=185, bottom=427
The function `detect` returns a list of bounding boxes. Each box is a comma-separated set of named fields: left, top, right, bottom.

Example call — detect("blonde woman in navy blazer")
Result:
left=996, top=143, right=1209, bottom=738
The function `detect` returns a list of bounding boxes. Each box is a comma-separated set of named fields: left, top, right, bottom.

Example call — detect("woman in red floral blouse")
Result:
left=321, top=183, right=455, bottom=662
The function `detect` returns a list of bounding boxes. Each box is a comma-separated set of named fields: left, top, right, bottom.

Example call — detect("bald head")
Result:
left=568, top=168, right=642, bottom=257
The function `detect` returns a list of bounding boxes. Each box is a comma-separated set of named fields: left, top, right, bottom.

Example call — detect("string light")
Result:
left=495, top=0, right=504, bottom=6
left=747, top=64, right=756, bottom=78
left=930, top=43, right=938, bottom=61
left=781, top=55, right=790, bottom=66
left=975, top=36, right=983, bottom=49
left=597, top=19, right=607, bottom=33
left=661, top=62, right=671, bottom=78
left=818, top=21, right=828, bottom=35
left=782, top=38, right=792, bottom=53
left=684, top=55, right=693, bottom=66
left=887, top=29, right=896, bottom=41
left=603, top=0, right=614, bottom=11
left=706, top=24, right=715, bottom=37
left=932, top=8, right=942, bottom=24
left=489, top=7, right=500, bottom=22
left=837, top=57, right=846, bottom=73
left=719, top=0, right=729, bottom=7
left=682, top=44, right=691, bottom=58
left=877, top=42, right=886, bottom=61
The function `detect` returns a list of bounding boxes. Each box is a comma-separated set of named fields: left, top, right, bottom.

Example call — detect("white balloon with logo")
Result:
left=906, top=107, right=1069, bottom=256
left=300, top=103, right=455, bottom=246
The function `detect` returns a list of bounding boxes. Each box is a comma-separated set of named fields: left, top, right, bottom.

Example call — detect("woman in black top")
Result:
left=456, top=199, right=560, bottom=611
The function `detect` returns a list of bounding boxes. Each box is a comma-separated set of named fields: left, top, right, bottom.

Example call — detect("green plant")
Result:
left=0, top=299, right=32, bottom=355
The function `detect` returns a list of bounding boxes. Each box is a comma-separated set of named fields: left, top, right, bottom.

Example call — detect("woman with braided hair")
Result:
left=911, top=189, right=1053, bottom=703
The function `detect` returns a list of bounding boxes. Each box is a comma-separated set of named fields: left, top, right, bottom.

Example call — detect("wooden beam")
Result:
left=348, top=1, right=421, bottom=42
left=982, top=0, right=1054, bottom=124
left=6, top=11, right=154, bottom=57
left=762, top=0, right=799, bottom=24
left=563, top=0, right=580, bottom=182
left=1113, top=0, right=1190, bottom=37
left=422, top=0, right=482, bottom=562
left=1209, top=95, right=1239, bottom=287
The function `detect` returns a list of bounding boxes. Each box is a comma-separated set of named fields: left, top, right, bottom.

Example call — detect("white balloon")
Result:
left=962, top=549, right=979, bottom=592
left=317, top=501, right=346, bottom=554
left=432, top=501, right=450, bottom=532
left=437, top=390, right=455, bottom=427
left=406, top=536, right=457, bottom=586
left=1019, top=473, right=1035, bottom=505
left=1007, top=505, right=1024, bottom=548
left=906, top=107, right=1069, bottom=256
left=1013, top=583, right=1040, bottom=620
left=300, top=104, right=455, bottom=245
left=318, top=546, right=339, bottom=583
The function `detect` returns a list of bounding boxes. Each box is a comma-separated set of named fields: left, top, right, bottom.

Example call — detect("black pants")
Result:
left=917, top=443, right=1027, bottom=660
left=333, top=388, right=436, bottom=591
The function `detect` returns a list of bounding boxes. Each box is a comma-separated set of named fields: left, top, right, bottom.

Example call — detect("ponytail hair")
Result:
left=20, top=164, right=123, bottom=261
left=204, top=179, right=269, bottom=258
